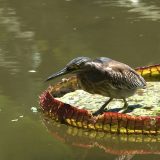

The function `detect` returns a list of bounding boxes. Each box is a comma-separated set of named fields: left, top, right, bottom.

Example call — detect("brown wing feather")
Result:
left=85, top=59, right=146, bottom=90
left=103, top=61, right=146, bottom=89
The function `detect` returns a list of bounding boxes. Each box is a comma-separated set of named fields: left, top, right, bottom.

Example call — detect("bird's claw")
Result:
left=92, top=109, right=104, bottom=116
left=118, top=108, right=128, bottom=113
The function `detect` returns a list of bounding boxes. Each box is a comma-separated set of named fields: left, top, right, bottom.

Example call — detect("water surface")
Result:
left=0, top=0, right=160, bottom=159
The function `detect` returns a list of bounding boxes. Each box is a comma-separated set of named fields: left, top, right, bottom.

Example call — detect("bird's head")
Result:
left=46, top=57, right=91, bottom=81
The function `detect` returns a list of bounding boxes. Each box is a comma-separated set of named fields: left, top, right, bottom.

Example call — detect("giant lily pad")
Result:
left=40, top=64, right=160, bottom=134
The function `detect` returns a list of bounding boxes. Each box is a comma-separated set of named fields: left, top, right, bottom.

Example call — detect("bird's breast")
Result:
left=77, top=73, right=96, bottom=94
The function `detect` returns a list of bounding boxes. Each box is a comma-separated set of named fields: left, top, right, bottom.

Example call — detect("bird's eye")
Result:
left=67, top=64, right=79, bottom=71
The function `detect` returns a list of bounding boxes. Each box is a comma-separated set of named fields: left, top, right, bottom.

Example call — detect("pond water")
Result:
left=0, top=0, right=160, bottom=159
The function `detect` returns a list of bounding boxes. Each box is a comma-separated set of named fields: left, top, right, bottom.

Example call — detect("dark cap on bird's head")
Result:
left=46, top=57, right=91, bottom=81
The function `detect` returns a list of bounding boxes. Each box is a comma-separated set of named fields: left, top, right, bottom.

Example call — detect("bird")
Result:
left=46, top=57, right=146, bottom=116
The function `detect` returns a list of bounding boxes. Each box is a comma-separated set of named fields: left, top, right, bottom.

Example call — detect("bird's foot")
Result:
left=118, top=108, right=128, bottom=113
left=92, top=98, right=113, bottom=116
left=92, top=109, right=104, bottom=116
left=119, top=99, right=128, bottom=113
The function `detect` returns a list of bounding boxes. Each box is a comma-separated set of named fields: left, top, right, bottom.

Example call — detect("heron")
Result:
left=46, top=57, right=146, bottom=116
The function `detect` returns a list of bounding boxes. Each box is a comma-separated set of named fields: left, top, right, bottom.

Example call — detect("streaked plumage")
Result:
left=46, top=57, right=146, bottom=115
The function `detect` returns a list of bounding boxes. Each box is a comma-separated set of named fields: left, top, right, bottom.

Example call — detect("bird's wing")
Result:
left=103, top=65, right=146, bottom=89
left=86, top=60, right=146, bottom=90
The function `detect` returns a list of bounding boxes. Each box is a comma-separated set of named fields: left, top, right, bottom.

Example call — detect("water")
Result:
left=0, top=0, right=160, bottom=159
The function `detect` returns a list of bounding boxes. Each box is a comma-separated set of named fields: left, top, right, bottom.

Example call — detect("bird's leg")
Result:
left=92, top=98, right=113, bottom=116
left=118, top=98, right=128, bottom=113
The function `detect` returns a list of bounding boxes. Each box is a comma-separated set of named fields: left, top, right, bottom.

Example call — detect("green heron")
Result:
left=46, top=57, right=146, bottom=116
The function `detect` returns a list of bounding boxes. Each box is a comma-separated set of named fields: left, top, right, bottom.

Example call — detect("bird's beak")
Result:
left=45, top=67, right=69, bottom=81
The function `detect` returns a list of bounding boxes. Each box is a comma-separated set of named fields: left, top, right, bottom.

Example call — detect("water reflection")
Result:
left=0, top=3, right=43, bottom=107
left=0, top=5, right=41, bottom=74
left=43, top=118, right=160, bottom=159
left=94, top=0, right=160, bottom=21
left=0, top=8, right=34, bottom=39
left=0, top=0, right=159, bottom=159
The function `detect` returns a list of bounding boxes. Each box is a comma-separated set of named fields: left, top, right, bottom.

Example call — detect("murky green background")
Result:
left=0, top=0, right=160, bottom=159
